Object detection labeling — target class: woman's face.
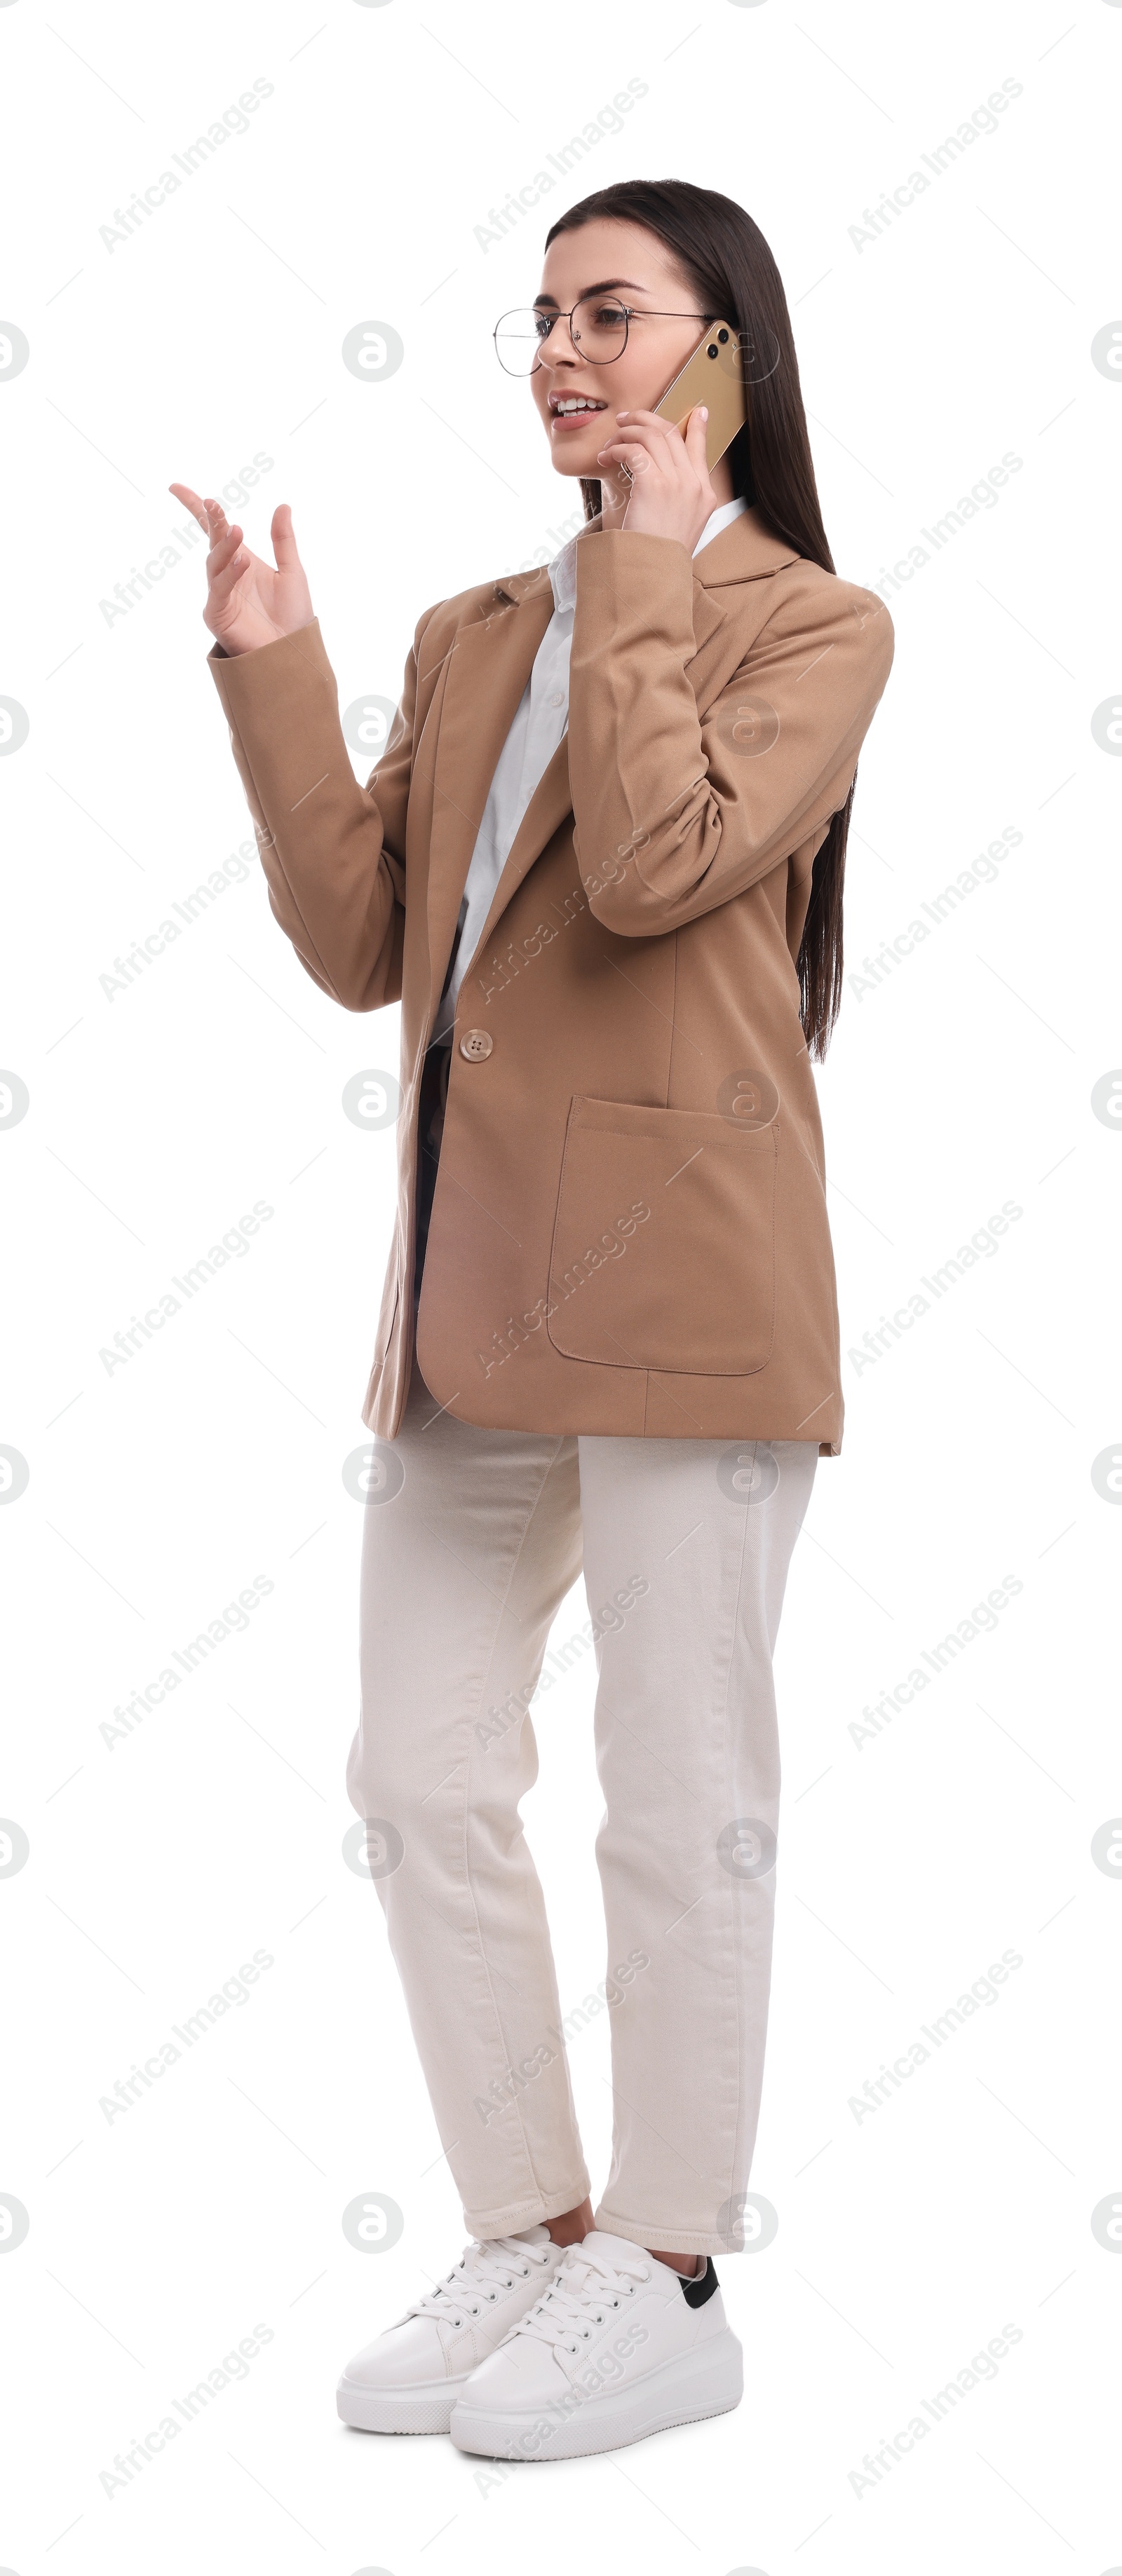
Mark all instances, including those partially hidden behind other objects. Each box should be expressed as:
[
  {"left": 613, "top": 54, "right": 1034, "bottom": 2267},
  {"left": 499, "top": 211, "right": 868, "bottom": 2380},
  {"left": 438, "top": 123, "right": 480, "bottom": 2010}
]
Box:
[{"left": 527, "top": 217, "right": 712, "bottom": 489}]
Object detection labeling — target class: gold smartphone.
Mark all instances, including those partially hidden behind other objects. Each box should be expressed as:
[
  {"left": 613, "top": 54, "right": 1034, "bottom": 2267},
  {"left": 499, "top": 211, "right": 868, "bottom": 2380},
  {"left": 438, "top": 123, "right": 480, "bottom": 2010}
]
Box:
[{"left": 654, "top": 320, "right": 748, "bottom": 472}]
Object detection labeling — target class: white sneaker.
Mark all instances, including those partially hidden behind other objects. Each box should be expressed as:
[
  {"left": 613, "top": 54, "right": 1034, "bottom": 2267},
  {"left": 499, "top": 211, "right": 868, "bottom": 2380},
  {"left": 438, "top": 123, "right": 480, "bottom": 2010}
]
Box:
[
  {"left": 448, "top": 2228, "right": 742, "bottom": 2461},
  {"left": 337, "top": 2226, "right": 564, "bottom": 2434}
]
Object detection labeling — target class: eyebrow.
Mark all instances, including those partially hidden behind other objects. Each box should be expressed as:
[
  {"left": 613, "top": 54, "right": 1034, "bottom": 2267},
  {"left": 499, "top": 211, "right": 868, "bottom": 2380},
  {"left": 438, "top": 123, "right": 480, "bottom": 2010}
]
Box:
[{"left": 533, "top": 278, "right": 649, "bottom": 308}]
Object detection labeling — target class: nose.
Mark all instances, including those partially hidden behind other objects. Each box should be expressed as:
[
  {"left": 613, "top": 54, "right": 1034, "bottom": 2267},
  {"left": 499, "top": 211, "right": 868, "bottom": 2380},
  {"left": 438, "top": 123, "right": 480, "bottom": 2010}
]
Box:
[{"left": 538, "top": 310, "right": 580, "bottom": 369}]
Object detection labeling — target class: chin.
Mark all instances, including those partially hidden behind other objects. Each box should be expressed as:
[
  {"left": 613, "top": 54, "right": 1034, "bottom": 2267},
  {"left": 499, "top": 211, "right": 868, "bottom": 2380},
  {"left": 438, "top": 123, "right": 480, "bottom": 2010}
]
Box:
[{"left": 550, "top": 442, "right": 606, "bottom": 481}]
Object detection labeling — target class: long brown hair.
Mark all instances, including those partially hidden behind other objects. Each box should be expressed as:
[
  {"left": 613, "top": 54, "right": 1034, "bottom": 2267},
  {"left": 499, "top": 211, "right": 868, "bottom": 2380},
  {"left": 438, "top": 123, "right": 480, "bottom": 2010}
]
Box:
[{"left": 544, "top": 177, "right": 853, "bottom": 1058}]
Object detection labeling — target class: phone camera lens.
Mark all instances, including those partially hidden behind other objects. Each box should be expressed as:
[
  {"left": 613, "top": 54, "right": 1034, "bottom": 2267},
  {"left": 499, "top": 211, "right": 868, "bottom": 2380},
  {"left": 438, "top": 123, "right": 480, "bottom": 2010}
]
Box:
[
  {"left": 717, "top": 328, "right": 729, "bottom": 343},
  {"left": 706, "top": 343, "right": 718, "bottom": 358}
]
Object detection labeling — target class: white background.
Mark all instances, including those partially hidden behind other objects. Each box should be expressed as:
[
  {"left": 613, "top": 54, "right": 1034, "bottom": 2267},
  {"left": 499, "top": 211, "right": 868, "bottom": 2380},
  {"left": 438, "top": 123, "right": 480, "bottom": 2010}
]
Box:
[{"left": 1, "top": 1, "right": 1118, "bottom": 2569}]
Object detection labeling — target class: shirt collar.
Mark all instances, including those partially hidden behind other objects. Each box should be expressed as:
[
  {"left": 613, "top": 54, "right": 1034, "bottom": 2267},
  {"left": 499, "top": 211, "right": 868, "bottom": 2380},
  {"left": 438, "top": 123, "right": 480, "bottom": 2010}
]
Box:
[
  {"left": 546, "top": 527, "right": 584, "bottom": 618},
  {"left": 492, "top": 497, "right": 797, "bottom": 611},
  {"left": 548, "top": 494, "right": 751, "bottom": 615},
  {"left": 691, "top": 494, "right": 750, "bottom": 556}
]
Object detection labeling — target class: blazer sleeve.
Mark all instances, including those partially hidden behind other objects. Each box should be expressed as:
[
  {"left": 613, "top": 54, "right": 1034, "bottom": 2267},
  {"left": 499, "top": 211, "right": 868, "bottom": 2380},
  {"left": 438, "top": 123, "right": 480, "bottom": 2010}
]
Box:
[
  {"left": 206, "top": 608, "right": 431, "bottom": 1011},
  {"left": 567, "top": 531, "right": 894, "bottom": 936}
]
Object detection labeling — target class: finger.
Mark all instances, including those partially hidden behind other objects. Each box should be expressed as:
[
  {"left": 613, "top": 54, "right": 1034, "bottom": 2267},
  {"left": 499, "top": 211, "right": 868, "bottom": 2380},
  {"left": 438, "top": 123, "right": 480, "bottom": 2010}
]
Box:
[
  {"left": 270, "top": 501, "right": 300, "bottom": 568},
  {"left": 684, "top": 404, "right": 712, "bottom": 469},
  {"left": 190, "top": 496, "right": 235, "bottom": 551},
  {"left": 595, "top": 439, "right": 656, "bottom": 479},
  {"left": 201, "top": 516, "right": 244, "bottom": 580},
  {"left": 610, "top": 413, "right": 680, "bottom": 454},
  {"left": 596, "top": 422, "right": 673, "bottom": 475},
  {"left": 208, "top": 532, "right": 251, "bottom": 601},
  {"left": 612, "top": 411, "right": 697, "bottom": 475},
  {"left": 202, "top": 501, "right": 250, "bottom": 582},
  {"left": 615, "top": 408, "right": 681, "bottom": 436},
  {"left": 169, "top": 482, "right": 211, "bottom": 533},
  {"left": 208, "top": 522, "right": 245, "bottom": 573}
]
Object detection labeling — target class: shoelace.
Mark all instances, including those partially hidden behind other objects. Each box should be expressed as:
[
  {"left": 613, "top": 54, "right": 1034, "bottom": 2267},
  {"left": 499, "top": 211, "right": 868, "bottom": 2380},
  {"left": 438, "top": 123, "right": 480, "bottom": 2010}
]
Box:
[
  {"left": 404, "top": 2235, "right": 553, "bottom": 2331},
  {"left": 513, "top": 2242, "right": 651, "bottom": 2356}
]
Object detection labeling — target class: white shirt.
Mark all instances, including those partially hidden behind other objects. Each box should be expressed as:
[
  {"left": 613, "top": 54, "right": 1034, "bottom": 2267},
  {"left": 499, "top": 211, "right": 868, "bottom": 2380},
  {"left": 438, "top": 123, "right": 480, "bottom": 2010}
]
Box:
[{"left": 429, "top": 495, "right": 748, "bottom": 1044}]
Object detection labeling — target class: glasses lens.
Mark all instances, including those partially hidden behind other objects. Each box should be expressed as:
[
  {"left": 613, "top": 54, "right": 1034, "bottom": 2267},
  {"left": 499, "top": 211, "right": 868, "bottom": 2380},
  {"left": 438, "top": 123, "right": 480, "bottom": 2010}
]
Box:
[
  {"left": 571, "top": 295, "right": 629, "bottom": 364},
  {"left": 494, "top": 301, "right": 631, "bottom": 373},
  {"left": 494, "top": 309, "right": 553, "bottom": 376}
]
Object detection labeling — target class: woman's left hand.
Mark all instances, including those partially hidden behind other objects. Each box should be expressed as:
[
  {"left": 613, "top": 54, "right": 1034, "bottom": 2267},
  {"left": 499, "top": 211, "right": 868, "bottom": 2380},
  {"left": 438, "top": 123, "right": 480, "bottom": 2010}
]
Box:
[{"left": 596, "top": 404, "right": 718, "bottom": 552}]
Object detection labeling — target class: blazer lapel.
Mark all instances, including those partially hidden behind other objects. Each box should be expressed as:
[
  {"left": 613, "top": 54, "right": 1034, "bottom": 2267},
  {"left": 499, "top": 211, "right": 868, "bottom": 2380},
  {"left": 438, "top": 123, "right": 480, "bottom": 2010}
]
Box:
[
  {"left": 459, "top": 729, "right": 573, "bottom": 984},
  {"left": 421, "top": 507, "right": 802, "bottom": 1025},
  {"left": 465, "top": 512, "right": 799, "bottom": 970},
  {"left": 423, "top": 569, "right": 555, "bottom": 1017},
  {"left": 687, "top": 505, "right": 801, "bottom": 669}
]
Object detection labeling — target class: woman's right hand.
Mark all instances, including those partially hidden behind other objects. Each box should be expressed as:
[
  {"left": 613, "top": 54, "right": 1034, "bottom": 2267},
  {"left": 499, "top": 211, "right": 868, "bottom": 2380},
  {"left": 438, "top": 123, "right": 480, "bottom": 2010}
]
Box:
[{"left": 168, "top": 485, "right": 315, "bottom": 657}]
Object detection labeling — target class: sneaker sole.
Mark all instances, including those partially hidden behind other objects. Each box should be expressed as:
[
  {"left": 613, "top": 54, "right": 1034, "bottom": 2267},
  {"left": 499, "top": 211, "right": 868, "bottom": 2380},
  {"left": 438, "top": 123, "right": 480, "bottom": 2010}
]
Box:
[
  {"left": 448, "top": 2329, "right": 743, "bottom": 2461},
  {"left": 337, "top": 2372, "right": 472, "bottom": 2435}
]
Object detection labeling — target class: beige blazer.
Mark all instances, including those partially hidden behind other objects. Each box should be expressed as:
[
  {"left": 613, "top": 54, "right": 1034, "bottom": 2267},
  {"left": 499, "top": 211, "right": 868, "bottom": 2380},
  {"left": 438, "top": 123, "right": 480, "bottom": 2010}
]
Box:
[{"left": 208, "top": 510, "right": 893, "bottom": 1450}]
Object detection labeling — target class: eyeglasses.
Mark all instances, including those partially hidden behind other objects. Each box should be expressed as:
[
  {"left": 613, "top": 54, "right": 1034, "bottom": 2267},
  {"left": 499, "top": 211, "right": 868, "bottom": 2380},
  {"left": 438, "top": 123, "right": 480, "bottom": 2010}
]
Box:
[{"left": 493, "top": 296, "right": 714, "bottom": 379}]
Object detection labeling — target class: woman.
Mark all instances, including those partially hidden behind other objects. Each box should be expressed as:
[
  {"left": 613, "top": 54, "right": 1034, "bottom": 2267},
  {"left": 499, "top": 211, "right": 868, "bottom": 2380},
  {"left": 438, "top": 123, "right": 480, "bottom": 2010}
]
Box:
[{"left": 173, "top": 177, "right": 893, "bottom": 2465}]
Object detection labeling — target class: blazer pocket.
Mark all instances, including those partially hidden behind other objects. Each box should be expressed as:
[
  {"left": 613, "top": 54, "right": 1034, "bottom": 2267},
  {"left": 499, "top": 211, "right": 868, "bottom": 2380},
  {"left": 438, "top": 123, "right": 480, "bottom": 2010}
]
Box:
[{"left": 546, "top": 1096, "right": 778, "bottom": 1377}]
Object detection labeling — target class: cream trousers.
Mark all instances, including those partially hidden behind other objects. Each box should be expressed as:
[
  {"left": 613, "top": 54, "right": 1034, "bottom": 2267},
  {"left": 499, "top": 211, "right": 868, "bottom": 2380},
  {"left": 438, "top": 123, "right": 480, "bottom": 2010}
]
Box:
[{"left": 347, "top": 1365, "right": 816, "bottom": 2258}]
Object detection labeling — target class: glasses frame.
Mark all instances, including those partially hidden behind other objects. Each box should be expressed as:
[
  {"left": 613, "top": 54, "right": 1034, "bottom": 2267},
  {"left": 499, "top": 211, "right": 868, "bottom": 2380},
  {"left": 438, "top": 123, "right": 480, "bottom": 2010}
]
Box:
[{"left": 493, "top": 299, "right": 717, "bottom": 378}]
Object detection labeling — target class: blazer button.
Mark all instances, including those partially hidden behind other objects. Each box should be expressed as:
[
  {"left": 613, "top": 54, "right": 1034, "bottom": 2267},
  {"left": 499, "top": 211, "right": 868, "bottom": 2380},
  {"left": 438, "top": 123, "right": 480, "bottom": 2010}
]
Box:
[{"left": 459, "top": 1028, "right": 494, "bottom": 1062}]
